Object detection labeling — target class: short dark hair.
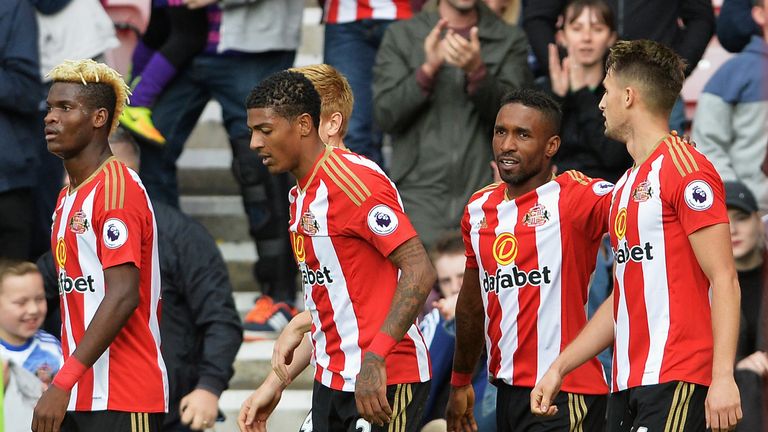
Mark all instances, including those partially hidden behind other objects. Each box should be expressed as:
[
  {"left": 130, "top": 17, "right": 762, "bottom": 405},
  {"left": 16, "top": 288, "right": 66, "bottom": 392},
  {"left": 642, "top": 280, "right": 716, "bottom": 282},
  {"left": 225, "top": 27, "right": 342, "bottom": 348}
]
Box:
[
  {"left": 246, "top": 71, "right": 321, "bottom": 130},
  {"left": 500, "top": 88, "right": 562, "bottom": 135},
  {"left": 563, "top": 0, "right": 616, "bottom": 32},
  {"left": 606, "top": 39, "right": 686, "bottom": 115},
  {"left": 78, "top": 83, "right": 117, "bottom": 132}
]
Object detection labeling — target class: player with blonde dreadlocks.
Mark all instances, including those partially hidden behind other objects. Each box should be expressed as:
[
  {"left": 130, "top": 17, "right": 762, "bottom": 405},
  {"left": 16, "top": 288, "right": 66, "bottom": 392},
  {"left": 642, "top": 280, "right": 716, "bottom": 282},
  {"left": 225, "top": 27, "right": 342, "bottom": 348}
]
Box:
[{"left": 33, "top": 59, "right": 169, "bottom": 432}]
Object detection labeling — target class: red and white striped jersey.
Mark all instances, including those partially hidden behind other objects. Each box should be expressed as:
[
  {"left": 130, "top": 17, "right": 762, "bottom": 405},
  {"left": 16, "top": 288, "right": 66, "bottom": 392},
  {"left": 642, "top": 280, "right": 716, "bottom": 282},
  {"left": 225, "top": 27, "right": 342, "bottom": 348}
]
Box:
[
  {"left": 51, "top": 157, "right": 168, "bottom": 413},
  {"left": 462, "top": 171, "right": 613, "bottom": 394},
  {"left": 323, "top": 0, "right": 412, "bottom": 24},
  {"left": 289, "top": 146, "right": 431, "bottom": 392},
  {"left": 609, "top": 134, "right": 728, "bottom": 392}
]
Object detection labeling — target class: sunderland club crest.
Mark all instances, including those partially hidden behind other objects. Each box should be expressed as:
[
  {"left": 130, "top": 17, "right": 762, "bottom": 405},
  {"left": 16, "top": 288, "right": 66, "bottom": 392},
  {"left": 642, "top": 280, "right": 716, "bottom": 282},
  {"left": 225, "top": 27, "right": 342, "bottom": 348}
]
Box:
[
  {"left": 69, "top": 211, "right": 90, "bottom": 234},
  {"left": 523, "top": 203, "right": 550, "bottom": 227},
  {"left": 300, "top": 211, "right": 320, "bottom": 235},
  {"left": 632, "top": 181, "right": 653, "bottom": 202}
]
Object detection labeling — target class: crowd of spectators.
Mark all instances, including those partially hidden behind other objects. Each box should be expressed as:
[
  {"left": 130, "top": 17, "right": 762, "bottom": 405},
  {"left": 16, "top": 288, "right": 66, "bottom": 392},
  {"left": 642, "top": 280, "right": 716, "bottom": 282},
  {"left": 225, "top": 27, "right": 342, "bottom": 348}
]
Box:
[{"left": 0, "top": 0, "right": 766, "bottom": 431}]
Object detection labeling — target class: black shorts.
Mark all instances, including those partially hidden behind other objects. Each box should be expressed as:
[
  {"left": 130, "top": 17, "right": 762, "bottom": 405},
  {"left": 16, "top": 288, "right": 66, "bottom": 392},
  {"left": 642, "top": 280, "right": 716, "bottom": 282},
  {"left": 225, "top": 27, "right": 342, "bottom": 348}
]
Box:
[
  {"left": 305, "top": 381, "right": 430, "bottom": 432},
  {"left": 606, "top": 381, "right": 708, "bottom": 432},
  {"left": 496, "top": 383, "right": 607, "bottom": 432},
  {"left": 61, "top": 411, "right": 164, "bottom": 432}
]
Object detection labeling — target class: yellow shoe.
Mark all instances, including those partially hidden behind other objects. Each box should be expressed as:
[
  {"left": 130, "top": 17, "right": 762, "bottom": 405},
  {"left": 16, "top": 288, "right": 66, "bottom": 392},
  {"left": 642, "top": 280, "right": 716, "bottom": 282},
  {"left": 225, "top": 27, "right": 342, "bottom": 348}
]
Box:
[{"left": 119, "top": 106, "right": 166, "bottom": 145}]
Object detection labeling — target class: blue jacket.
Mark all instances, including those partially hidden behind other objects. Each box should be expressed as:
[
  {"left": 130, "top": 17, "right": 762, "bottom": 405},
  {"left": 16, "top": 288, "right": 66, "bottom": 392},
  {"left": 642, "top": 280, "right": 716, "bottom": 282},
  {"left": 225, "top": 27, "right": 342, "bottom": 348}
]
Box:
[
  {"left": 0, "top": 0, "right": 43, "bottom": 193},
  {"left": 692, "top": 36, "right": 768, "bottom": 210}
]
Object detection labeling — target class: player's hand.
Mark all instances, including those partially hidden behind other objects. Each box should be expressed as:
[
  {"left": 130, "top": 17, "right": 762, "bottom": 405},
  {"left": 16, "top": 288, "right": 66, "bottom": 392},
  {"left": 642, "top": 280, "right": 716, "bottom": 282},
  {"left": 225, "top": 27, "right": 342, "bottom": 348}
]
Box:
[
  {"left": 530, "top": 367, "right": 561, "bottom": 417},
  {"left": 272, "top": 321, "right": 305, "bottom": 386},
  {"left": 355, "top": 352, "right": 392, "bottom": 426},
  {"left": 237, "top": 377, "right": 284, "bottom": 432},
  {"left": 31, "top": 385, "right": 70, "bottom": 432},
  {"left": 736, "top": 351, "right": 768, "bottom": 376},
  {"left": 423, "top": 19, "right": 448, "bottom": 77},
  {"left": 442, "top": 27, "right": 483, "bottom": 74},
  {"left": 180, "top": 388, "right": 220, "bottom": 430},
  {"left": 705, "top": 375, "right": 742, "bottom": 431},
  {"left": 445, "top": 384, "right": 477, "bottom": 432},
  {"left": 183, "top": 0, "right": 218, "bottom": 9}
]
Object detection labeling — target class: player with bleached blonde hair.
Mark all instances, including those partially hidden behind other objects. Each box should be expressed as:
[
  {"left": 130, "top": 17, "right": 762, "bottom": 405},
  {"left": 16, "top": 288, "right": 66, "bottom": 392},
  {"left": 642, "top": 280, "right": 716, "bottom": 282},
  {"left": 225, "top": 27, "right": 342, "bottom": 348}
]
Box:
[
  {"left": 290, "top": 64, "right": 354, "bottom": 149},
  {"left": 32, "top": 59, "right": 168, "bottom": 432}
]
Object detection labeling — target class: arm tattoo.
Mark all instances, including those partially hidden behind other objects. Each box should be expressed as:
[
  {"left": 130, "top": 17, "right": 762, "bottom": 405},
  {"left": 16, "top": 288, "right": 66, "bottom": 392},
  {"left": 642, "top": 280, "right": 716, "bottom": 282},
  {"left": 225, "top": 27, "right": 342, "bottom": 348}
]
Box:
[{"left": 382, "top": 237, "right": 436, "bottom": 340}]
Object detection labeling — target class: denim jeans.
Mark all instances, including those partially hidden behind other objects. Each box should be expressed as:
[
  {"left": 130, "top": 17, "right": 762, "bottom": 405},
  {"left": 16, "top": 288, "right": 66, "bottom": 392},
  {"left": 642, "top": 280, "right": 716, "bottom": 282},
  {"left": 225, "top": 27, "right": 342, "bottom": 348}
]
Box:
[
  {"left": 324, "top": 19, "right": 392, "bottom": 166},
  {"left": 140, "top": 51, "right": 295, "bottom": 205}
]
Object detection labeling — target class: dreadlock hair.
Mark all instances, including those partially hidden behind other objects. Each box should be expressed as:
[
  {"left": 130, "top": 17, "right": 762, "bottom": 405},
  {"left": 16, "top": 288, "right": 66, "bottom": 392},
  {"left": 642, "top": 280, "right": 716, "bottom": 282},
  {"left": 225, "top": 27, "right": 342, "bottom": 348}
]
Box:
[
  {"left": 246, "top": 70, "right": 321, "bottom": 131},
  {"left": 47, "top": 59, "right": 130, "bottom": 133}
]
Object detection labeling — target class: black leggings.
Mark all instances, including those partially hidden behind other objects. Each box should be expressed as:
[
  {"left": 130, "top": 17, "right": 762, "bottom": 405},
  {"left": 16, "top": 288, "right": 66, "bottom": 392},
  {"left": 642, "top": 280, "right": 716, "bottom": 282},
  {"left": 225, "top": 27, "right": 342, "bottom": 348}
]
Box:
[{"left": 143, "top": 6, "right": 208, "bottom": 68}]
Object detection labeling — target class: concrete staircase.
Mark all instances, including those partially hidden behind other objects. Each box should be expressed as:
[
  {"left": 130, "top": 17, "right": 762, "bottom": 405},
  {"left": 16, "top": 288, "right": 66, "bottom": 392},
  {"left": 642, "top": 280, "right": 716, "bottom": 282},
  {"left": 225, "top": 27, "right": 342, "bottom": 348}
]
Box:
[{"left": 175, "top": 4, "right": 325, "bottom": 431}]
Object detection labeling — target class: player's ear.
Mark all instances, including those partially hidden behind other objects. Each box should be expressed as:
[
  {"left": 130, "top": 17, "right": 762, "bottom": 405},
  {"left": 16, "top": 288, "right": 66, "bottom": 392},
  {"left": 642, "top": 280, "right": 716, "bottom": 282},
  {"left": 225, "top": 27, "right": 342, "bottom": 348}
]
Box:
[
  {"left": 624, "top": 86, "right": 635, "bottom": 108},
  {"left": 297, "top": 113, "right": 313, "bottom": 137},
  {"left": 92, "top": 107, "right": 109, "bottom": 129},
  {"left": 545, "top": 135, "right": 561, "bottom": 158},
  {"left": 326, "top": 112, "right": 343, "bottom": 138}
]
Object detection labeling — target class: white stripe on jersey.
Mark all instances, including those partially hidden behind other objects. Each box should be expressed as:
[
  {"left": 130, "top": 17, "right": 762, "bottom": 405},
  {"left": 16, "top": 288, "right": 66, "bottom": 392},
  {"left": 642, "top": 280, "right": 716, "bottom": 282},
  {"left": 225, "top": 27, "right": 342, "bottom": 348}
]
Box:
[
  {"left": 639, "top": 156, "right": 670, "bottom": 385},
  {"left": 304, "top": 278, "right": 333, "bottom": 386},
  {"left": 494, "top": 198, "right": 520, "bottom": 383},
  {"left": 534, "top": 182, "right": 563, "bottom": 384},
  {"left": 55, "top": 192, "right": 80, "bottom": 411},
  {"left": 336, "top": 0, "right": 358, "bottom": 23},
  {"left": 406, "top": 324, "right": 431, "bottom": 382},
  {"left": 613, "top": 168, "right": 641, "bottom": 391},
  {"left": 129, "top": 169, "right": 169, "bottom": 411},
  {"left": 76, "top": 187, "right": 109, "bottom": 410},
  {"left": 467, "top": 191, "right": 495, "bottom": 375},
  {"left": 310, "top": 180, "right": 362, "bottom": 391},
  {"left": 370, "top": 0, "right": 396, "bottom": 19}
]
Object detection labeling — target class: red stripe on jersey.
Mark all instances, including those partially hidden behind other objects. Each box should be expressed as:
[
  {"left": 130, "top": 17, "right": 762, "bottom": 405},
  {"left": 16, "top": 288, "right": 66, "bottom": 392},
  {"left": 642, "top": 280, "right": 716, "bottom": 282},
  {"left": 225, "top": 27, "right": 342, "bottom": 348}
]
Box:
[
  {"left": 511, "top": 196, "right": 540, "bottom": 386},
  {"left": 325, "top": 0, "right": 339, "bottom": 25},
  {"left": 357, "top": 0, "right": 373, "bottom": 19},
  {"left": 395, "top": 0, "right": 411, "bottom": 19}
]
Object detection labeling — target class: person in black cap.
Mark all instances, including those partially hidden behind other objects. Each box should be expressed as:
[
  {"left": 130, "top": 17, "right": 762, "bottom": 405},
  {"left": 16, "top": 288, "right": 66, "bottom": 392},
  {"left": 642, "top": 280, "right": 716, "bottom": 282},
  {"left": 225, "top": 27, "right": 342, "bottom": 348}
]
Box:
[{"left": 725, "top": 180, "right": 766, "bottom": 431}]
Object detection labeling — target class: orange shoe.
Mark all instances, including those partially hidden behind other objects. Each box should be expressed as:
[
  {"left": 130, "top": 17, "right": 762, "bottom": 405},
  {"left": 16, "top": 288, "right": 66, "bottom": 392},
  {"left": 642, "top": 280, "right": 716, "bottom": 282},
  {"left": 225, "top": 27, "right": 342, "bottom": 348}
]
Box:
[{"left": 244, "top": 296, "right": 297, "bottom": 334}]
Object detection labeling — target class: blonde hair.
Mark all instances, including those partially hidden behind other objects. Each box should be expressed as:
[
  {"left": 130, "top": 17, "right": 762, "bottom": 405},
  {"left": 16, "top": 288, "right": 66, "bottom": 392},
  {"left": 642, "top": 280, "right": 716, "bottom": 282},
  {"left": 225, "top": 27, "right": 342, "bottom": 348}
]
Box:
[
  {"left": 47, "top": 59, "right": 130, "bottom": 133},
  {"left": 290, "top": 64, "right": 354, "bottom": 138}
]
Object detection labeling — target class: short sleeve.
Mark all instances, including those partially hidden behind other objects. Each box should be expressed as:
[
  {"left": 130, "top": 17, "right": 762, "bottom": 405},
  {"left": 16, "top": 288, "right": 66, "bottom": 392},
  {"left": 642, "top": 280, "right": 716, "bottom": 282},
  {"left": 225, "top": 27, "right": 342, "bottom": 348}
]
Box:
[
  {"left": 666, "top": 162, "right": 729, "bottom": 236},
  {"left": 343, "top": 179, "right": 417, "bottom": 258},
  {"left": 561, "top": 173, "right": 614, "bottom": 241},
  {"left": 94, "top": 179, "right": 150, "bottom": 270},
  {"left": 461, "top": 205, "right": 478, "bottom": 269}
]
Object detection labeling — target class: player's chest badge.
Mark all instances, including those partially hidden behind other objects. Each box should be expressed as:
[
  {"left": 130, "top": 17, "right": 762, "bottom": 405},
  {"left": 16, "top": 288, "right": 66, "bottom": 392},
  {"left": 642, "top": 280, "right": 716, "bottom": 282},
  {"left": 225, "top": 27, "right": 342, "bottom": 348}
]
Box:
[
  {"left": 522, "top": 203, "right": 550, "bottom": 228},
  {"left": 69, "top": 210, "right": 90, "bottom": 235},
  {"left": 632, "top": 181, "right": 653, "bottom": 202},
  {"left": 300, "top": 211, "right": 320, "bottom": 236},
  {"left": 474, "top": 216, "right": 488, "bottom": 230}
]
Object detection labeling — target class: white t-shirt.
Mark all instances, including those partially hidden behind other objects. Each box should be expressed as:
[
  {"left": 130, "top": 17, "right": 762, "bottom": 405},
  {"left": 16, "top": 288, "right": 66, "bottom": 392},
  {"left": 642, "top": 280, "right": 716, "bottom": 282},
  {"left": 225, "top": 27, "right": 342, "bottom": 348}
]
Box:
[{"left": 0, "top": 330, "right": 62, "bottom": 385}]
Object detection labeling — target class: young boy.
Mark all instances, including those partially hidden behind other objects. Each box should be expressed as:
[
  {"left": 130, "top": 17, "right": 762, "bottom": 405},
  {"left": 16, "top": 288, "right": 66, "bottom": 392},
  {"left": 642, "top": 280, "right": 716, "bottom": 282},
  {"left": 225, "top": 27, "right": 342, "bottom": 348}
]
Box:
[{"left": 0, "top": 260, "right": 62, "bottom": 386}]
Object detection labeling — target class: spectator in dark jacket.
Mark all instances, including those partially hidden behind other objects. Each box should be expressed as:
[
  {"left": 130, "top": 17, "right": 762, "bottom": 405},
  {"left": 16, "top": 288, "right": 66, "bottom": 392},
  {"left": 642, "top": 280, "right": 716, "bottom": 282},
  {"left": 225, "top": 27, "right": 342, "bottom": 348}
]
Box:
[
  {"left": 523, "top": 0, "right": 715, "bottom": 77},
  {"left": 0, "top": 0, "right": 44, "bottom": 260},
  {"left": 545, "top": 0, "right": 631, "bottom": 182},
  {"left": 38, "top": 131, "right": 243, "bottom": 432},
  {"left": 717, "top": 0, "right": 761, "bottom": 53}
]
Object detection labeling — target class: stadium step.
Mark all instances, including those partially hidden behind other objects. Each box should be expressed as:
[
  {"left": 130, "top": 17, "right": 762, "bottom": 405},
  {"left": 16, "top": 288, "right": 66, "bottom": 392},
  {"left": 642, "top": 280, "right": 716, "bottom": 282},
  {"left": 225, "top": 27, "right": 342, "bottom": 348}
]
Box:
[{"left": 169, "top": 5, "right": 324, "bottom": 430}]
